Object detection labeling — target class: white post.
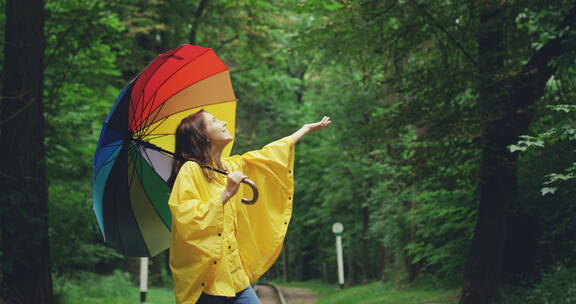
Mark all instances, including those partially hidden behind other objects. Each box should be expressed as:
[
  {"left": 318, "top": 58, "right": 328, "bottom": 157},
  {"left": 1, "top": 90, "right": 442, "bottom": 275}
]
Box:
[
  {"left": 140, "top": 257, "right": 148, "bottom": 303},
  {"left": 332, "top": 222, "right": 345, "bottom": 289}
]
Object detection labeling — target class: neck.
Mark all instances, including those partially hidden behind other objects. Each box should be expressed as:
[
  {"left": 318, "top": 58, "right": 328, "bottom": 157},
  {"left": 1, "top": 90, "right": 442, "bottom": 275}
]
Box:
[{"left": 209, "top": 143, "right": 225, "bottom": 169}]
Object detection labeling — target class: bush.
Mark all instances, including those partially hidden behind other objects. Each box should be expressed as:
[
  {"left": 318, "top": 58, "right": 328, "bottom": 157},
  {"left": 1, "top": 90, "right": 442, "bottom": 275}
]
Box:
[
  {"left": 54, "top": 270, "right": 135, "bottom": 304},
  {"left": 505, "top": 267, "right": 576, "bottom": 304}
]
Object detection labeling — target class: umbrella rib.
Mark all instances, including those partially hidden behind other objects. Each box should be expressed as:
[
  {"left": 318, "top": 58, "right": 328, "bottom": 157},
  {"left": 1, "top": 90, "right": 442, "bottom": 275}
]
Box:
[
  {"left": 126, "top": 146, "right": 151, "bottom": 257},
  {"left": 129, "top": 94, "right": 141, "bottom": 135},
  {"left": 139, "top": 145, "right": 163, "bottom": 179},
  {"left": 134, "top": 46, "right": 206, "bottom": 128},
  {"left": 132, "top": 47, "right": 181, "bottom": 111},
  {"left": 109, "top": 145, "right": 133, "bottom": 256},
  {"left": 132, "top": 48, "right": 211, "bottom": 134},
  {"left": 128, "top": 145, "right": 143, "bottom": 185},
  {"left": 137, "top": 90, "right": 167, "bottom": 138},
  {"left": 112, "top": 178, "right": 128, "bottom": 256},
  {"left": 141, "top": 133, "right": 174, "bottom": 137},
  {"left": 130, "top": 146, "right": 162, "bottom": 255},
  {"left": 141, "top": 134, "right": 174, "bottom": 142},
  {"left": 93, "top": 145, "right": 124, "bottom": 180},
  {"left": 138, "top": 116, "right": 170, "bottom": 140},
  {"left": 137, "top": 93, "right": 147, "bottom": 138},
  {"left": 136, "top": 95, "right": 237, "bottom": 136},
  {"left": 138, "top": 67, "right": 230, "bottom": 136},
  {"left": 100, "top": 141, "right": 125, "bottom": 149},
  {"left": 137, "top": 98, "right": 236, "bottom": 140},
  {"left": 138, "top": 147, "right": 173, "bottom": 227}
]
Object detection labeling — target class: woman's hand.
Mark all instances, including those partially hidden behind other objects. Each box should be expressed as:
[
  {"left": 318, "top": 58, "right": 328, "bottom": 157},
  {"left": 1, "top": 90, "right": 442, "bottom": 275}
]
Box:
[
  {"left": 304, "top": 116, "right": 331, "bottom": 133},
  {"left": 221, "top": 171, "right": 246, "bottom": 204},
  {"left": 289, "top": 116, "right": 332, "bottom": 143}
]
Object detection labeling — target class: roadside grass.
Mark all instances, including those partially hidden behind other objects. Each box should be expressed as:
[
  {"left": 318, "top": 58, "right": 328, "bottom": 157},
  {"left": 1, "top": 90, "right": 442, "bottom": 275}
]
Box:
[
  {"left": 274, "top": 280, "right": 459, "bottom": 304},
  {"left": 317, "top": 282, "right": 458, "bottom": 304},
  {"left": 54, "top": 271, "right": 175, "bottom": 304},
  {"left": 56, "top": 271, "right": 458, "bottom": 304}
]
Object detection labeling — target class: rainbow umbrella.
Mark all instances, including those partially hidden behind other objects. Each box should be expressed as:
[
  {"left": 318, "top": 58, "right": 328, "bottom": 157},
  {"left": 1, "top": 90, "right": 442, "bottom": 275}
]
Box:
[{"left": 92, "top": 44, "right": 237, "bottom": 257}]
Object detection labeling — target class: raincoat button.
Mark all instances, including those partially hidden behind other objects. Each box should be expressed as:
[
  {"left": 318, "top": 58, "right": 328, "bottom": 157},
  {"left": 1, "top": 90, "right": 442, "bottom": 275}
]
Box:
[
  {"left": 214, "top": 260, "right": 218, "bottom": 264},
  {"left": 289, "top": 197, "right": 292, "bottom": 200},
  {"left": 284, "top": 222, "right": 287, "bottom": 225},
  {"left": 228, "top": 245, "right": 231, "bottom": 249},
  {"left": 201, "top": 282, "right": 205, "bottom": 286},
  {"left": 289, "top": 170, "right": 292, "bottom": 174},
  {"left": 218, "top": 233, "right": 221, "bottom": 236}
]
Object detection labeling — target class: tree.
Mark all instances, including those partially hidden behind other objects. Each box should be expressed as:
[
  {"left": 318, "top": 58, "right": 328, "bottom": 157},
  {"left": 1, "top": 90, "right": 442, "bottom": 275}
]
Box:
[
  {"left": 293, "top": 0, "right": 576, "bottom": 301},
  {"left": 461, "top": 3, "right": 576, "bottom": 303},
  {"left": 0, "top": 0, "right": 52, "bottom": 303}
]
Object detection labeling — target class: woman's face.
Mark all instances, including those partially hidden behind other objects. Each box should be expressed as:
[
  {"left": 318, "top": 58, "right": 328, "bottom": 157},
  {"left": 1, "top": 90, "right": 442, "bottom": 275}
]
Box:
[{"left": 202, "top": 111, "right": 233, "bottom": 146}]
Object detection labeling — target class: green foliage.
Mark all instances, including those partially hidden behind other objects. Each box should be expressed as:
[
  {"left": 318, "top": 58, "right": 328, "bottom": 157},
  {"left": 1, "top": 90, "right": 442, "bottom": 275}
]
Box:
[
  {"left": 510, "top": 104, "right": 576, "bottom": 195},
  {"left": 505, "top": 267, "right": 576, "bottom": 304},
  {"left": 43, "top": 0, "right": 127, "bottom": 273},
  {"left": 2, "top": 0, "right": 575, "bottom": 298},
  {"left": 524, "top": 268, "right": 576, "bottom": 304},
  {"left": 316, "top": 281, "right": 457, "bottom": 304},
  {"left": 49, "top": 183, "right": 123, "bottom": 274}
]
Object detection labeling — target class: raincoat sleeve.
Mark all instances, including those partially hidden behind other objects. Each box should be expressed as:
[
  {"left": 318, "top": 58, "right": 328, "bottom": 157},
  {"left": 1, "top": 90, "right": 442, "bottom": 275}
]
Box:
[
  {"left": 168, "top": 161, "right": 223, "bottom": 304},
  {"left": 234, "top": 136, "right": 295, "bottom": 281}
]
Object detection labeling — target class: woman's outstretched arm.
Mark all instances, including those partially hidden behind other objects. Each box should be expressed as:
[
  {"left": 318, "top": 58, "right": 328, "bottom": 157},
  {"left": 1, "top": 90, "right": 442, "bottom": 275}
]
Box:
[{"left": 288, "top": 116, "right": 332, "bottom": 143}]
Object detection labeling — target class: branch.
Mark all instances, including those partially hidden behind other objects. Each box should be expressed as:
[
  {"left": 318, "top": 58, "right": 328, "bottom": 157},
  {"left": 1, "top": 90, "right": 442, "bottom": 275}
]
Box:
[
  {"left": 407, "top": 0, "right": 480, "bottom": 69},
  {"left": 0, "top": 93, "right": 34, "bottom": 127},
  {"left": 217, "top": 33, "right": 239, "bottom": 49},
  {"left": 511, "top": 2, "right": 576, "bottom": 107},
  {"left": 189, "top": 0, "right": 211, "bottom": 44}
]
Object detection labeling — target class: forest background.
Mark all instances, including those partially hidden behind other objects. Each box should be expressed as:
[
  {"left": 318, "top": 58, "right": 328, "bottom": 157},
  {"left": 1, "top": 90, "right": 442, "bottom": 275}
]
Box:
[{"left": 1, "top": 0, "right": 576, "bottom": 304}]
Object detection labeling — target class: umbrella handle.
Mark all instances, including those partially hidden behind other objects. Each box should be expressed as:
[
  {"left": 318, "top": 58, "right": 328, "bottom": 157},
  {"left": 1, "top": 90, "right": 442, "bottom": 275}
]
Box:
[
  {"left": 240, "top": 178, "right": 259, "bottom": 205},
  {"left": 195, "top": 162, "right": 258, "bottom": 205}
]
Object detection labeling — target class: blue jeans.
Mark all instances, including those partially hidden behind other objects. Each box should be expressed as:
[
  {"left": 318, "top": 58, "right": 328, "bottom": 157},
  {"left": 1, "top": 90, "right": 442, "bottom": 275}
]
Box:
[{"left": 197, "top": 286, "right": 261, "bottom": 304}]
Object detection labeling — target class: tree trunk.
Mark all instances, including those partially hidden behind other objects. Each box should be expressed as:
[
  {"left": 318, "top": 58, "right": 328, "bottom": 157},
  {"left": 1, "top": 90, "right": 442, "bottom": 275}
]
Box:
[
  {"left": 282, "top": 238, "right": 289, "bottom": 282},
  {"left": 377, "top": 242, "right": 387, "bottom": 278},
  {"left": 459, "top": 4, "right": 514, "bottom": 302},
  {"left": 361, "top": 206, "right": 370, "bottom": 282},
  {"left": 0, "top": 0, "right": 51, "bottom": 303},
  {"left": 189, "top": 0, "right": 210, "bottom": 44},
  {"left": 460, "top": 3, "right": 576, "bottom": 303},
  {"left": 406, "top": 200, "right": 420, "bottom": 283}
]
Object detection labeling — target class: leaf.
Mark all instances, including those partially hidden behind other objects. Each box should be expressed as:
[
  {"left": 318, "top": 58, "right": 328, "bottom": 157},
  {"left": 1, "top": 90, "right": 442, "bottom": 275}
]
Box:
[
  {"left": 508, "top": 144, "right": 526, "bottom": 152},
  {"left": 541, "top": 187, "right": 557, "bottom": 196}
]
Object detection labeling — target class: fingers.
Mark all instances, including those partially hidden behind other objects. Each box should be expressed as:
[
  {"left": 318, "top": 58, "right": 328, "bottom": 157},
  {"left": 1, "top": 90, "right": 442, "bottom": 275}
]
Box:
[
  {"left": 227, "top": 171, "right": 247, "bottom": 183},
  {"left": 315, "top": 116, "right": 331, "bottom": 128}
]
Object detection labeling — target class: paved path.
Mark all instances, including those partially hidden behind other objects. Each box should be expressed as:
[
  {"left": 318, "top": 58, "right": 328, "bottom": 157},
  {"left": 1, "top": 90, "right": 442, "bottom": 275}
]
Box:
[
  {"left": 256, "top": 284, "right": 318, "bottom": 304},
  {"left": 276, "top": 286, "right": 318, "bottom": 304},
  {"left": 256, "top": 284, "right": 282, "bottom": 304}
]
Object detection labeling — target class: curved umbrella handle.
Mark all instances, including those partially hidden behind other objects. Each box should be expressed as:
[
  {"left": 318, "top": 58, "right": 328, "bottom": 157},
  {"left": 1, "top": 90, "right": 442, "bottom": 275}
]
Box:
[
  {"left": 241, "top": 178, "right": 259, "bottom": 205},
  {"left": 195, "top": 162, "right": 258, "bottom": 205}
]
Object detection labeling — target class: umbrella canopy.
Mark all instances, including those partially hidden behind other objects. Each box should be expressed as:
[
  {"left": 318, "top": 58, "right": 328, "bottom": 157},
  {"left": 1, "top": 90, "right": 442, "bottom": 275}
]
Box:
[{"left": 92, "top": 44, "right": 237, "bottom": 257}]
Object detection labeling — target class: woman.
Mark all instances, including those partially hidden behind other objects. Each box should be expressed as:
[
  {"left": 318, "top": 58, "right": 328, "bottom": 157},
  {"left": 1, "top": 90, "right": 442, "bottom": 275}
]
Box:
[{"left": 167, "top": 109, "right": 331, "bottom": 304}]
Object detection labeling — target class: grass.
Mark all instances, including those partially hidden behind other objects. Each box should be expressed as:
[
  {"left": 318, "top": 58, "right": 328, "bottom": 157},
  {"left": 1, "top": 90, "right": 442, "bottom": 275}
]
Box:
[
  {"left": 56, "top": 272, "right": 458, "bottom": 304},
  {"left": 274, "top": 280, "right": 459, "bottom": 304},
  {"left": 54, "top": 271, "right": 175, "bottom": 304}
]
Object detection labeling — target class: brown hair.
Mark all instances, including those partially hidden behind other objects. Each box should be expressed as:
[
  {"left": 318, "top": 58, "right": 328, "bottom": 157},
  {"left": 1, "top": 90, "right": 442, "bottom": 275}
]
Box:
[{"left": 167, "top": 110, "right": 218, "bottom": 188}]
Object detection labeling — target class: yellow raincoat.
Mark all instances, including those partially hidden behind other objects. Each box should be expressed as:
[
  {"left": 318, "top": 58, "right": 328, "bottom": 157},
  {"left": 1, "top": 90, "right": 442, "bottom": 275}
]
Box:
[{"left": 168, "top": 136, "right": 295, "bottom": 304}]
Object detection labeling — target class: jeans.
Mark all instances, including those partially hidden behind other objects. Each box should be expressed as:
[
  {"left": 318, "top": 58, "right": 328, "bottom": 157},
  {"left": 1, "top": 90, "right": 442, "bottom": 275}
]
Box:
[{"left": 196, "top": 286, "right": 261, "bottom": 304}]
